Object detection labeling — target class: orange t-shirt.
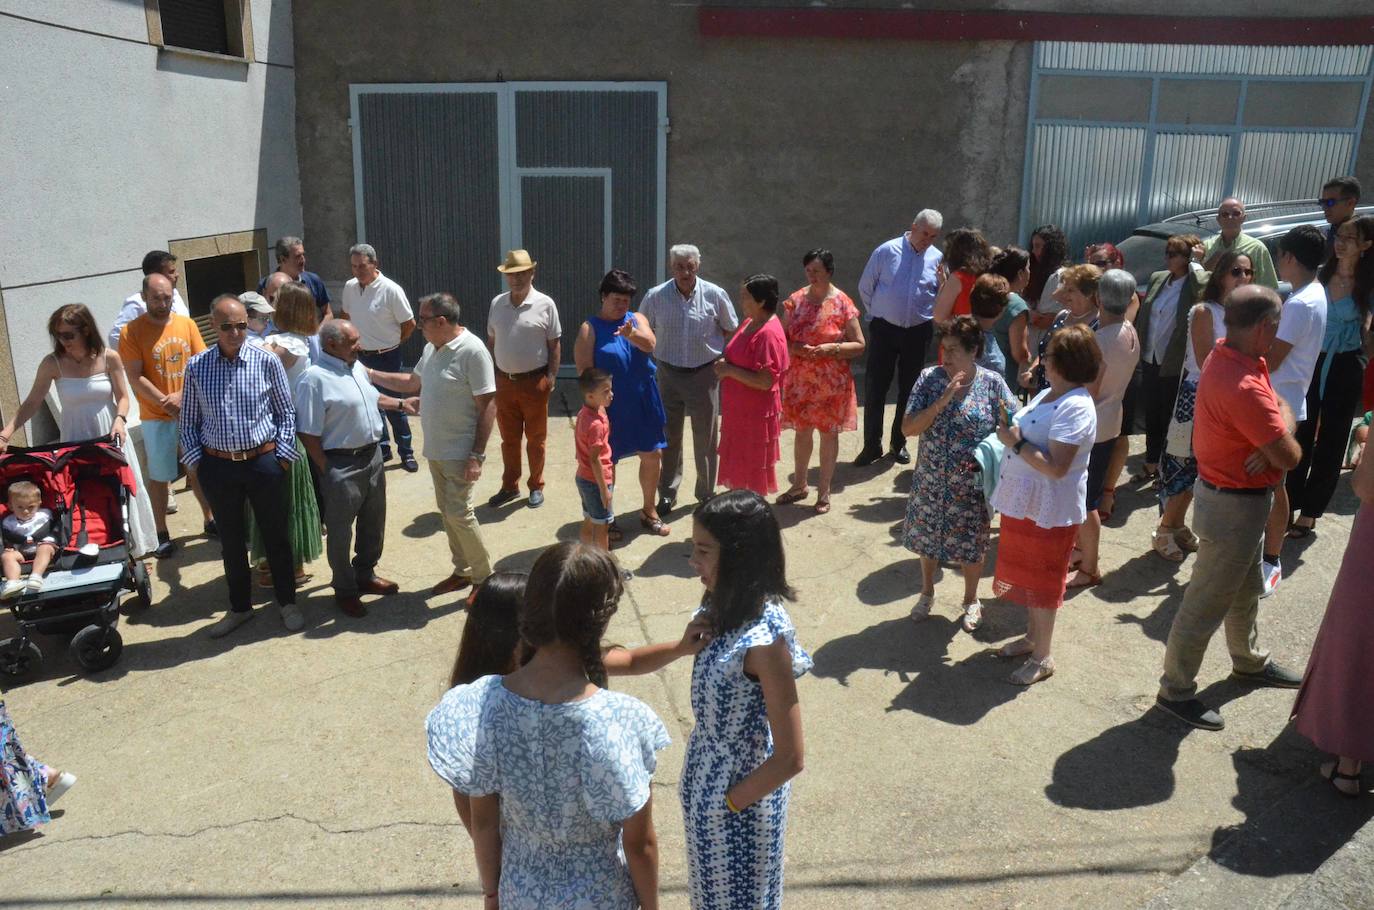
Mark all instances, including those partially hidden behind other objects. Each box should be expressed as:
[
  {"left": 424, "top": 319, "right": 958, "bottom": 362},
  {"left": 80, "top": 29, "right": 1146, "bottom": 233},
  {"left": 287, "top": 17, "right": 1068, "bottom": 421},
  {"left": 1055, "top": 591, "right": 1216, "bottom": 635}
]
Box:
[
  {"left": 575, "top": 406, "right": 613, "bottom": 485},
  {"left": 1193, "top": 341, "right": 1288, "bottom": 489},
  {"left": 118, "top": 314, "right": 206, "bottom": 421}
]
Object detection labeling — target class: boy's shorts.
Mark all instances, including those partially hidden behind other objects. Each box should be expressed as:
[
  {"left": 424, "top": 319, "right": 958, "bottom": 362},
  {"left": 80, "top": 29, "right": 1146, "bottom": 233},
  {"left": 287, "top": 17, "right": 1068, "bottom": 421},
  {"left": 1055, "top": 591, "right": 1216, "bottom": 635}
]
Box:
[{"left": 575, "top": 476, "right": 613, "bottom": 524}]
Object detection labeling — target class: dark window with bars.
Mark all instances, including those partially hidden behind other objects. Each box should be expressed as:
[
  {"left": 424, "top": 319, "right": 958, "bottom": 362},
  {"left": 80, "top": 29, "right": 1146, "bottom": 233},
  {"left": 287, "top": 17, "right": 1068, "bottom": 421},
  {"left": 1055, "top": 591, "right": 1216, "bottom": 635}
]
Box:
[{"left": 160, "top": 0, "right": 233, "bottom": 56}]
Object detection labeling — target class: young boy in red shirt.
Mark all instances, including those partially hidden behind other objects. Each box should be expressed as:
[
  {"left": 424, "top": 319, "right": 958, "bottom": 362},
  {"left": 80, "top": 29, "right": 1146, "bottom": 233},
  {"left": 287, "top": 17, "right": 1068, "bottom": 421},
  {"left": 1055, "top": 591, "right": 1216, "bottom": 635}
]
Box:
[{"left": 575, "top": 369, "right": 615, "bottom": 550}]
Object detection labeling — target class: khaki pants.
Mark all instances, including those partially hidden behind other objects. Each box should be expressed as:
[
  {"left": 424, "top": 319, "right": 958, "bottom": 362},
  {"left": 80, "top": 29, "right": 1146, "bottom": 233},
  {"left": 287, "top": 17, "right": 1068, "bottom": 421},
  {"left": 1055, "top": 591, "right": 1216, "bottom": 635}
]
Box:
[
  {"left": 428, "top": 458, "right": 493, "bottom": 583},
  {"left": 1158, "top": 482, "right": 1271, "bottom": 701}
]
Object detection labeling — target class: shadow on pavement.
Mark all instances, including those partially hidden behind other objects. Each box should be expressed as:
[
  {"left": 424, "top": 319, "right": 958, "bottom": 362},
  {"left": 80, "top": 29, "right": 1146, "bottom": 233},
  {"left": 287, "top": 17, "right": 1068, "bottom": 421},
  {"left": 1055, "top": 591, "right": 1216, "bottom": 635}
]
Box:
[{"left": 633, "top": 539, "right": 696, "bottom": 579}]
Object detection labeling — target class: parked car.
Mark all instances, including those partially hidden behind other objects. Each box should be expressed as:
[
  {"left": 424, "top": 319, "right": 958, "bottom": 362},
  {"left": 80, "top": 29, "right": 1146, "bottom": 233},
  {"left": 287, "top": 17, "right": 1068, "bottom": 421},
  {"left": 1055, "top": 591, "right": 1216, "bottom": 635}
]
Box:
[{"left": 1116, "top": 200, "right": 1374, "bottom": 293}]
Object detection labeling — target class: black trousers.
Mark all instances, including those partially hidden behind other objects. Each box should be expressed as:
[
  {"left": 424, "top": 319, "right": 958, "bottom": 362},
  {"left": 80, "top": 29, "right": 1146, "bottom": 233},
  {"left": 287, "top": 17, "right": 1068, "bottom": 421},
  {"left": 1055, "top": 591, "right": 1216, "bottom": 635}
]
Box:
[
  {"left": 1138, "top": 361, "right": 1180, "bottom": 466},
  {"left": 1287, "top": 350, "right": 1365, "bottom": 519},
  {"left": 197, "top": 451, "right": 296, "bottom": 612},
  {"left": 863, "top": 318, "right": 934, "bottom": 453}
]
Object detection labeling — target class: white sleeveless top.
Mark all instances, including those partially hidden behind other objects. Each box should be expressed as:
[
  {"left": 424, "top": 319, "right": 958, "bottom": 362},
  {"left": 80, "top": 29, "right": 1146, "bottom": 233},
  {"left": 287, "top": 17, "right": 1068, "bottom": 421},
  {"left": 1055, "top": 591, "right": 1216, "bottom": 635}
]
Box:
[{"left": 1181, "top": 302, "right": 1225, "bottom": 380}]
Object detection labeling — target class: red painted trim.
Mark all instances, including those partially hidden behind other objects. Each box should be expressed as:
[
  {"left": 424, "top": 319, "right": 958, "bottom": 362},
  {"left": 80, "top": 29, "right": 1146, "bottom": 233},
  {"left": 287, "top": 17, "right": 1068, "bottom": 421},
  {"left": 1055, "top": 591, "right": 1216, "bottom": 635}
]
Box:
[{"left": 698, "top": 8, "right": 1374, "bottom": 46}]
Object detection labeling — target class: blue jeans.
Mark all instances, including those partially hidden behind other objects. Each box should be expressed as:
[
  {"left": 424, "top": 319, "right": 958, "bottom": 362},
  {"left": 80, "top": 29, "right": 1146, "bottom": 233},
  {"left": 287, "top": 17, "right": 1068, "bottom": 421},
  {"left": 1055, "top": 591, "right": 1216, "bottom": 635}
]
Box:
[{"left": 359, "top": 348, "right": 412, "bottom": 457}]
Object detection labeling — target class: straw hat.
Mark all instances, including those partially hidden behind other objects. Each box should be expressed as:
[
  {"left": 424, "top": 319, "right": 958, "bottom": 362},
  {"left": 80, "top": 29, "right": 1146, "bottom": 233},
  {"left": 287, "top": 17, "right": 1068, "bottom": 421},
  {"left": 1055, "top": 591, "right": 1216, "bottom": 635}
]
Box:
[{"left": 496, "top": 249, "right": 537, "bottom": 273}]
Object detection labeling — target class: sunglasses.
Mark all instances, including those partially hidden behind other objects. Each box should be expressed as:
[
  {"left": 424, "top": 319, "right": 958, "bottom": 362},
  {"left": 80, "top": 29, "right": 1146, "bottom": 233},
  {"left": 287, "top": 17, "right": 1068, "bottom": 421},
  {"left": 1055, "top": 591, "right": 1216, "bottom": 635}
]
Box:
[
  {"left": 56, "top": 331, "right": 79, "bottom": 341},
  {"left": 1088, "top": 260, "right": 1113, "bottom": 268},
  {"left": 1229, "top": 267, "right": 1254, "bottom": 277},
  {"left": 1318, "top": 197, "right": 1347, "bottom": 208},
  {"left": 218, "top": 321, "right": 249, "bottom": 333}
]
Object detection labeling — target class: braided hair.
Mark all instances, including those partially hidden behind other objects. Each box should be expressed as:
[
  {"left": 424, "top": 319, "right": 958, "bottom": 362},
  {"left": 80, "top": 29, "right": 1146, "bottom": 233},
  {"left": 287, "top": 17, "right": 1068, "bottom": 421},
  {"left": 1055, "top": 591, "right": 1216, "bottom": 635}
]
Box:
[{"left": 520, "top": 542, "right": 624, "bottom": 688}]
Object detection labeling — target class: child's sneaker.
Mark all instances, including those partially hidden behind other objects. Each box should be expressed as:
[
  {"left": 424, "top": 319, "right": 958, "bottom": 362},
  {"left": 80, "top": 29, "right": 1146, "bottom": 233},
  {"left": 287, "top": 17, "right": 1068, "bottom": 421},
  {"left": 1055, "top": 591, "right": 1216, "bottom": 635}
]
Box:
[
  {"left": 1, "top": 578, "right": 25, "bottom": 599},
  {"left": 25, "top": 576, "right": 45, "bottom": 594}
]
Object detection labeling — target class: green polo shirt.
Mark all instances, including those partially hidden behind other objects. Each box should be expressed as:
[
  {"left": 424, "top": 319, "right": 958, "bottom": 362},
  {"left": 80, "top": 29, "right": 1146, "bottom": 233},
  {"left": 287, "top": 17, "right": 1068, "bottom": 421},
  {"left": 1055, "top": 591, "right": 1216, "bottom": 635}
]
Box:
[{"left": 1203, "top": 231, "right": 1278, "bottom": 290}]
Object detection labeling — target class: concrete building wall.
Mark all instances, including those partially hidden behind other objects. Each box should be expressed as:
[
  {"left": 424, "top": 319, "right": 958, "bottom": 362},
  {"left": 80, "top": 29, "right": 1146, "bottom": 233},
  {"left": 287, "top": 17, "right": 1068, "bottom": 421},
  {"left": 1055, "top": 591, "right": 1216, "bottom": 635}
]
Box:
[
  {"left": 293, "top": 1, "right": 1032, "bottom": 302},
  {"left": 0, "top": 1, "right": 302, "bottom": 439}
]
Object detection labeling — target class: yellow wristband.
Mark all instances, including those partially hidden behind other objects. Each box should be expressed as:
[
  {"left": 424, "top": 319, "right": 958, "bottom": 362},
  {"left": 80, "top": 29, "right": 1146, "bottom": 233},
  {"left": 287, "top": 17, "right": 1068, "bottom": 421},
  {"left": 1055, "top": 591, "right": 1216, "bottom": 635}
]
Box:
[{"left": 725, "top": 794, "right": 741, "bottom": 813}]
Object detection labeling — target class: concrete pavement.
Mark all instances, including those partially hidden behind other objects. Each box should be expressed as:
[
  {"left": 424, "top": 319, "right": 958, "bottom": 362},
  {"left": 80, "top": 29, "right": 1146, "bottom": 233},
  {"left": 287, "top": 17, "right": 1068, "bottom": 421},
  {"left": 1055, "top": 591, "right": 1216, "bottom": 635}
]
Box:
[{"left": 0, "top": 405, "right": 1367, "bottom": 908}]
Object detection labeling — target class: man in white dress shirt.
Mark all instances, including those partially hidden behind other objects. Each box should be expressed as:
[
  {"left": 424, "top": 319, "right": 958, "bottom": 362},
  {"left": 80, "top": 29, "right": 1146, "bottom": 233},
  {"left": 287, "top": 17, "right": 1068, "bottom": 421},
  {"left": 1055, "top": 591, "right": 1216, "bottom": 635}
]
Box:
[
  {"left": 108, "top": 251, "right": 190, "bottom": 349},
  {"left": 1260, "top": 225, "right": 1328, "bottom": 597},
  {"left": 297, "top": 320, "right": 414, "bottom": 618},
  {"left": 486, "top": 249, "right": 561, "bottom": 509},
  {"left": 339, "top": 243, "right": 418, "bottom": 471}
]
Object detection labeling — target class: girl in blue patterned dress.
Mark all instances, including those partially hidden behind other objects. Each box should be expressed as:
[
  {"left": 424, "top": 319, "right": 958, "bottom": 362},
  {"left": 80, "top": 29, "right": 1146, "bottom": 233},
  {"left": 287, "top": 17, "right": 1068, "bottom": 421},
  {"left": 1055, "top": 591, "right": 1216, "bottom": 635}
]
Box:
[
  {"left": 2, "top": 699, "right": 76, "bottom": 836},
  {"left": 610, "top": 490, "right": 810, "bottom": 909},
  {"left": 426, "top": 543, "right": 670, "bottom": 910}
]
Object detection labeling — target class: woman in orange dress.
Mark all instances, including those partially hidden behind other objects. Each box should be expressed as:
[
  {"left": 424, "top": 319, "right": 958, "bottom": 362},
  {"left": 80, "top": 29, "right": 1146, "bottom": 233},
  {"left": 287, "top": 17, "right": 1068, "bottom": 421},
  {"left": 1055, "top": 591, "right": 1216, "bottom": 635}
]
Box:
[
  {"left": 777, "top": 250, "right": 865, "bottom": 514},
  {"left": 715, "top": 275, "right": 790, "bottom": 496}
]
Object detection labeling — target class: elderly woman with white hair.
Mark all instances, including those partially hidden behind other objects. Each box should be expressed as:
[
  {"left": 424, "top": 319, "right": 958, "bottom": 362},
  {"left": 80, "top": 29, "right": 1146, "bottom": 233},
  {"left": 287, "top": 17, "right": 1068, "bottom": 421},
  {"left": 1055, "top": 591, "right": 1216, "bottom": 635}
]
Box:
[
  {"left": 1068, "top": 268, "right": 1140, "bottom": 589},
  {"left": 638, "top": 243, "right": 740, "bottom": 518}
]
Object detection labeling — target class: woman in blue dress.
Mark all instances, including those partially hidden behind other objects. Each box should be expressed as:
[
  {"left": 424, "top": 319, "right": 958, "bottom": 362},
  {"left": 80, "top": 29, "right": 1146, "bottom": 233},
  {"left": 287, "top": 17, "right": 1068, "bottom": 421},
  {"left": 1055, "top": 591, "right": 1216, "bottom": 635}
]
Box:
[
  {"left": 575, "top": 269, "right": 671, "bottom": 538},
  {"left": 608, "top": 490, "right": 810, "bottom": 910},
  {"left": 426, "top": 543, "right": 670, "bottom": 910}
]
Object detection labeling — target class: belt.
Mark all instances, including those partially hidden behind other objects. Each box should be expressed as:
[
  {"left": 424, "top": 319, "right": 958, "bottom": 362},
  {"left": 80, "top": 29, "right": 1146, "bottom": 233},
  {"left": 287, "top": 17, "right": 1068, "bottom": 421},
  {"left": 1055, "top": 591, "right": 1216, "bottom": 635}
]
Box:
[
  {"left": 359, "top": 345, "right": 399, "bottom": 356},
  {"left": 325, "top": 442, "right": 378, "bottom": 457},
  {"left": 204, "top": 441, "right": 276, "bottom": 462},
  {"left": 498, "top": 367, "right": 548, "bottom": 382},
  {"left": 1199, "top": 478, "right": 1270, "bottom": 496},
  {"left": 658, "top": 360, "right": 715, "bottom": 373}
]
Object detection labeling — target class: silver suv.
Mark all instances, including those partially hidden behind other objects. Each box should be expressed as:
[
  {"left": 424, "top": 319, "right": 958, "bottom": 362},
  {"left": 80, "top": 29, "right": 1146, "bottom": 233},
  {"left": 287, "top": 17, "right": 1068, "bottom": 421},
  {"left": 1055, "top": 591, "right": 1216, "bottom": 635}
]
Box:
[{"left": 1116, "top": 200, "right": 1374, "bottom": 292}]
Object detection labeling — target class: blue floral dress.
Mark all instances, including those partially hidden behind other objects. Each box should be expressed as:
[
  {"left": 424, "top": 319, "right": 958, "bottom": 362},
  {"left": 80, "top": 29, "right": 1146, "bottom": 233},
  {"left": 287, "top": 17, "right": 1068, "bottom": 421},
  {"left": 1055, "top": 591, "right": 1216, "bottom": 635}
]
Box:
[
  {"left": 902, "top": 365, "right": 1019, "bottom": 564},
  {"left": 1, "top": 700, "right": 51, "bottom": 835},
  {"left": 426, "top": 675, "right": 670, "bottom": 909},
  {"left": 681, "top": 600, "right": 812, "bottom": 910}
]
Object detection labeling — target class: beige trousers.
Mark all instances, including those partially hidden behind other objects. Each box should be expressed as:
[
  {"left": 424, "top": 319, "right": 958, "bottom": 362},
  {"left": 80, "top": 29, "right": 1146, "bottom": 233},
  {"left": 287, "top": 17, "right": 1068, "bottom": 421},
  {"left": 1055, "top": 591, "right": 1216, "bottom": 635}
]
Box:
[{"left": 427, "top": 458, "right": 493, "bottom": 583}]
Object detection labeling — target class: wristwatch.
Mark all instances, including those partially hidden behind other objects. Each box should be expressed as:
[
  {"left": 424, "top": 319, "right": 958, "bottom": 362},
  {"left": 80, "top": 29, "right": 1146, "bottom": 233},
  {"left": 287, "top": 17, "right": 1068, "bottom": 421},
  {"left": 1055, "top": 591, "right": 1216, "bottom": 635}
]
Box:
[
  {"left": 1013, "top": 438, "right": 1029, "bottom": 455},
  {"left": 468, "top": 452, "right": 486, "bottom": 463}
]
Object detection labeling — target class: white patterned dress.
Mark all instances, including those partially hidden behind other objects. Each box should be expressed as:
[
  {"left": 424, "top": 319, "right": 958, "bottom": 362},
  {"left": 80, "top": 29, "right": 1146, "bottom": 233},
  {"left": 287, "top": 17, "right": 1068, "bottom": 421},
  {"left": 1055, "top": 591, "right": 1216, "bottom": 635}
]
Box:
[
  {"left": 426, "top": 675, "right": 669, "bottom": 909},
  {"left": 680, "top": 600, "right": 812, "bottom": 910}
]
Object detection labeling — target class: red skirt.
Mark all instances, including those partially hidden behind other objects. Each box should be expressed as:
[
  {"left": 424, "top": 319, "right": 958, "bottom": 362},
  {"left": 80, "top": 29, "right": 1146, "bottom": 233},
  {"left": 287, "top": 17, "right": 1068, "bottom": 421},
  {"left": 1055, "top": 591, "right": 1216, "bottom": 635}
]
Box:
[{"left": 993, "top": 516, "right": 1080, "bottom": 610}]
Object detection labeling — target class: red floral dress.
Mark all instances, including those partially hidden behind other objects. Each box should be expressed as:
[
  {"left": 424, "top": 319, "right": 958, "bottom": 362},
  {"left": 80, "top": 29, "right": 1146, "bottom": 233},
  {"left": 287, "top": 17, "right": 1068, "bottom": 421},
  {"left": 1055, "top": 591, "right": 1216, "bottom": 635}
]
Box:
[
  {"left": 780, "top": 288, "right": 859, "bottom": 434},
  {"left": 718, "top": 317, "right": 789, "bottom": 495}
]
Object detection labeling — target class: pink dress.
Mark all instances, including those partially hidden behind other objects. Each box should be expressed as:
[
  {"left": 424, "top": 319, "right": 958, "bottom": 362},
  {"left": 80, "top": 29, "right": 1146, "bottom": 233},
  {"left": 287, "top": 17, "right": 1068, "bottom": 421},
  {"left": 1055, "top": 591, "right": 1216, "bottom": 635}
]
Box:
[
  {"left": 781, "top": 288, "right": 859, "bottom": 434},
  {"left": 1292, "top": 504, "right": 1374, "bottom": 761},
  {"left": 717, "top": 316, "right": 790, "bottom": 495}
]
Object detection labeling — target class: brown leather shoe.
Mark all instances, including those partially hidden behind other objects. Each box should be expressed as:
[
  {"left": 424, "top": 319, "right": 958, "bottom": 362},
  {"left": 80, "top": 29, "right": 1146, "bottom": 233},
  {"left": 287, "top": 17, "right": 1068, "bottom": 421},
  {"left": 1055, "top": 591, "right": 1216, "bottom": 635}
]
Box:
[
  {"left": 358, "top": 575, "right": 399, "bottom": 596},
  {"left": 431, "top": 574, "right": 473, "bottom": 596},
  {"left": 335, "top": 595, "right": 367, "bottom": 617}
]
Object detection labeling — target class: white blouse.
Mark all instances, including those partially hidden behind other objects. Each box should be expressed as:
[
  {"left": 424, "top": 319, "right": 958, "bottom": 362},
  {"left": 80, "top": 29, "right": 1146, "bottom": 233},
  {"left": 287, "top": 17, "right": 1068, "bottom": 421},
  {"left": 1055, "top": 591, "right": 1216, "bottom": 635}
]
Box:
[{"left": 991, "top": 387, "right": 1097, "bottom": 528}]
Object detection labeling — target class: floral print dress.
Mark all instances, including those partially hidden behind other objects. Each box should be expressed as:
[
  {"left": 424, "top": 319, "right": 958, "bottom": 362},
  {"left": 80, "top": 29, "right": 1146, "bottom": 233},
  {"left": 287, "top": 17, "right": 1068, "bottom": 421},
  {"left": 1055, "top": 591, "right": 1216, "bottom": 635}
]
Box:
[
  {"left": 780, "top": 288, "right": 859, "bottom": 433},
  {"left": 681, "top": 600, "right": 812, "bottom": 910},
  {"left": 902, "top": 365, "right": 1019, "bottom": 564},
  {"left": 426, "top": 675, "right": 670, "bottom": 909},
  {"left": 1, "top": 699, "right": 51, "bottom": 835}
]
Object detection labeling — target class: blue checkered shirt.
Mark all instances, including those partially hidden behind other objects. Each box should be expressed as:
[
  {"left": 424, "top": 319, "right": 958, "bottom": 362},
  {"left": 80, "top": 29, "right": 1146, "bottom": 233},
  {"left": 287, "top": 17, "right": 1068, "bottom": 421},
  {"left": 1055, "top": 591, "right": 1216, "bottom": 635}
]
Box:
[{"left": 179, "top": 342, "right": 299, "bottom": 466}]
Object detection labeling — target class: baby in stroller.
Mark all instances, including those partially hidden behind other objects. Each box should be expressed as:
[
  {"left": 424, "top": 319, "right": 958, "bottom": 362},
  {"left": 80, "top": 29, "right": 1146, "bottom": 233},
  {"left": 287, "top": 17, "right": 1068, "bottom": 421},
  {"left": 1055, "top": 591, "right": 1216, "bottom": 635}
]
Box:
[{"left": 1, "top": 481, "right": 58, "bottom": 599}]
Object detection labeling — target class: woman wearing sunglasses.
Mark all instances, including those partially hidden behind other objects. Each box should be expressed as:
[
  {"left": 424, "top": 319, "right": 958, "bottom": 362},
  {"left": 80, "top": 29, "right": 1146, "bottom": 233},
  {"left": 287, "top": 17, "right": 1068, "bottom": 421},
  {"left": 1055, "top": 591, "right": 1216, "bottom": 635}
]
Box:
[
  {"left": 1152, "top": 252, "right": 1253, "bottom": 561},
  {"left": 0, "top": 305, "right": 158, "bottom": 558}
]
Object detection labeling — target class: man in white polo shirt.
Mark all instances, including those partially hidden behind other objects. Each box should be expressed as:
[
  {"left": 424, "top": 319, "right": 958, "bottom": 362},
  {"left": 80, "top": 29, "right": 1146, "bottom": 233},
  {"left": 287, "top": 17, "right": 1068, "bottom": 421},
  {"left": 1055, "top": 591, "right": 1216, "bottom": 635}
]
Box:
[
  {"left": 486, "top": 249, "right": 561, "bottom": 509},
  {"left": 1260, "top": 225, "right": 1328, "bottom": 596},
  {"left": 339, "top": 242, "right": 418, "bottom": 471}
]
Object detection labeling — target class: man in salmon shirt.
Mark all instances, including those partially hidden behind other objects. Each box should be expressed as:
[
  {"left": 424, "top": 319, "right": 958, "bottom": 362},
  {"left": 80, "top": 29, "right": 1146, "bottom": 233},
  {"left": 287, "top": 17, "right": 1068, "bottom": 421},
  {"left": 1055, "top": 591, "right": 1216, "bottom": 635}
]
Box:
[{"left": 1155, "top": 285, "right": 1304, "bottom": 731}]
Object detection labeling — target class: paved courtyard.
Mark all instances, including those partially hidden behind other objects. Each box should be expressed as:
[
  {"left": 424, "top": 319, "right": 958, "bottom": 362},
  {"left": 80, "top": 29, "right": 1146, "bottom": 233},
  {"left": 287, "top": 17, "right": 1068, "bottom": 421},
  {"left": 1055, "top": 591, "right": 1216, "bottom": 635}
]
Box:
[{"left": 1, "top": 402, "right": 1370, "bottom": 909}]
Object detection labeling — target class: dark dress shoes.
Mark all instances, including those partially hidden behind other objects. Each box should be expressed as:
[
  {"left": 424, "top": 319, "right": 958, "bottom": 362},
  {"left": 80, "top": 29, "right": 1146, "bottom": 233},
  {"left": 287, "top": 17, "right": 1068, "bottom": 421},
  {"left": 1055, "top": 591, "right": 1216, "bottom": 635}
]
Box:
[
  {"left": 335, "top": 595, "right": 367, "bottom": 618},
  {"left": 889, "top": 446, "right": 911, "bottom": 465},
  {"left": 431, "top": 574, "right": 473, "bottom": 596},
  {"left": 358, "top": 576, "right": 399, "bottom": 596}
]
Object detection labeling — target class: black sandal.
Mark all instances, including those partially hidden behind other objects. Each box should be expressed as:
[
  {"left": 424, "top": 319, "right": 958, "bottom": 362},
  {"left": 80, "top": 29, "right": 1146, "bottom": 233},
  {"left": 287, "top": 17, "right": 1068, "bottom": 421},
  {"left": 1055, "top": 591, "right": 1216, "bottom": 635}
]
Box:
[
  {"left": 1323, "top": 762, "right": 1362, "bottom": 798},
  {"left": 608, "top": 521, "right": 624, "bottom": 543},
  {"left": 1286, "top": 520, "right": 1315, "bottom": 540}
]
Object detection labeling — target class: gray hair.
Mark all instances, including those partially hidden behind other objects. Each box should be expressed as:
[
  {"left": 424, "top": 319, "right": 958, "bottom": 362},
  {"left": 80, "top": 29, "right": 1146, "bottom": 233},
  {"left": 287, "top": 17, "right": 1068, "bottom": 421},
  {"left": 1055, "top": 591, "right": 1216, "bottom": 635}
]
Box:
[
  {"left": 275, "top": 235, "right": 304, "bottom": 262},
  {"left": 348, "top": 243, "right": 378, "bottom": 263},
  {"left": 318, "top": 319, "right": 351, "bottom": 346},
  {"left": 419, "top": 291, "right": 460, "bottom": 323},
  {"left": 913, "top": 209, "right": 944, "bottom": 230},
  {"left": 1098, "top": 269, "right": 1136, "bottom": 316},
  {"left": 668, "top": 243, "right": 701, "bottom": 264}
]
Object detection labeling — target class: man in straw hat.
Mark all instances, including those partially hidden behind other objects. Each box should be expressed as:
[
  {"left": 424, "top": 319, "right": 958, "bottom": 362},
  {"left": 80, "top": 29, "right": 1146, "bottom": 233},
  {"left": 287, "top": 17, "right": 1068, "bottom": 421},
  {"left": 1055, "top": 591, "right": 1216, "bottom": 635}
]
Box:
[{"left": 486, "top": 249, "right": 561, "bottom": 508}]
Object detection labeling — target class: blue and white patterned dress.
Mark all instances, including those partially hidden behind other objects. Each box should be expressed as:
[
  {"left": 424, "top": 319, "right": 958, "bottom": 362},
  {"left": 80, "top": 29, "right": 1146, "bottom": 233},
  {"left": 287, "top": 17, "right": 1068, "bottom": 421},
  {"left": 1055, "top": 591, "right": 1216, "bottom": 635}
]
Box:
[
  {"left": 426, "top": 675, "right": 670, "bottom": 909},
  {"left": 1, "top": 699, "right": 51, "bottom": 835},
  {"left": 680, "top": 600, "right": 813, "bottom": 910}
]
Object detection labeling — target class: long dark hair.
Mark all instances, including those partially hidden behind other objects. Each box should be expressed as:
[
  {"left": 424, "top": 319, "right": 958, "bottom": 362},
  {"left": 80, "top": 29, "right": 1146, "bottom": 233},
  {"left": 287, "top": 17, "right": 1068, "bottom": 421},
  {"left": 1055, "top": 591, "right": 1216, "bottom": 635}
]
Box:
[
  {"left": 448, "top": 573, "right": 528, "bottom": 688},
  {"left": 1319, "top": 214, "right": 1374, "bottom": 315},
  {"left": 520, "top": 542, "right": 623, "bottom": 687},
  {"left": 694, "top": 491, "right": 795, "bottom": 636},
  {"left": 1202, "top": 250, "right": 1252, "bottom": 304},
  {"left": 944, "top": 227, "right": 992, "bottom": 275},
  {"left": 1027, "top": 224, "right": 1067, "bottom": 302}
]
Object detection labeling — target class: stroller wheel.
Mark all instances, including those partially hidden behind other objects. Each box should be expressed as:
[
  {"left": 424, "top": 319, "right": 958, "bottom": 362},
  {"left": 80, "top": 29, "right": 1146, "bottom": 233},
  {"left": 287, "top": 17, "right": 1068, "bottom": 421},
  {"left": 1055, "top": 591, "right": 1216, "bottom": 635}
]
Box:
[
  {"left": 70, "top": 625, "right": 123, "bottom": 673},
  {"left": 0, "top": 638, "right": 42, "bottom": 680},
  {"left": 132, "top": 560, "right": 152, "bottom": 611}
]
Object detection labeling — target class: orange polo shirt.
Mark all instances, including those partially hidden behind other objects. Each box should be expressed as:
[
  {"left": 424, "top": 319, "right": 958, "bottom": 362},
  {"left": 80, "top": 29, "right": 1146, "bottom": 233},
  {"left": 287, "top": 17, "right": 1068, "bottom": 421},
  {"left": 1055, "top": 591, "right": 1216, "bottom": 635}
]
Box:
[{"left": 1192, "top": 340, "right": 1288, "bottom": 489}]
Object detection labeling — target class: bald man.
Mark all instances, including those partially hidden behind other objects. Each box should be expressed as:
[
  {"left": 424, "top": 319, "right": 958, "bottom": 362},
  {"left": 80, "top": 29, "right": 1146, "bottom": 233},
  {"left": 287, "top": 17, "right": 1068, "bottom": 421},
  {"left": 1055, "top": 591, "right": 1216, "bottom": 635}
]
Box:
[
  {"left": 180, "top": 295, "right": 303, "bottom": 638},
  {"left": 119, "top": 272, "right": 212, "bottom": 556},
  {"left": 263, "top": 270, "right": 292, "bottom": 303},
  {"left": 1202, "top": 198, "right": 1278, "bottom": 289}
]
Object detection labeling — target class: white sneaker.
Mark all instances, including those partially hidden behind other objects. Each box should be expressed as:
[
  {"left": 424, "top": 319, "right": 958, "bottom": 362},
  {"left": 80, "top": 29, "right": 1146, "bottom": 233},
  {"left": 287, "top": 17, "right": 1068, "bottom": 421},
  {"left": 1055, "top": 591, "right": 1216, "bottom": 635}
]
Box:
[
  {"left": 47, "top": 771, "right": 77, "bottom": 805},
  {"left": 960, "top": 600, "right": 983, "bottom": 632},
  {"left": 0, "top": 579, "right": 25, "bottom": 600},
  {"left": 279, "top": 603, "right": 305, "bottom": 632},
  {"left": 24, "top": 576, "right": 45, "bottom": 594},
  {"left": 208, "top": 609, "right": 254, "bottom": 638},
  {"left": 909, "top": 593, "right": 935, "bottom": 622},
  {"left": 1260, "top": 562, "right": 1281, "bottom": 599},
  {"left": 165, "top": 490, "right": 178, "bottom": 514}
]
